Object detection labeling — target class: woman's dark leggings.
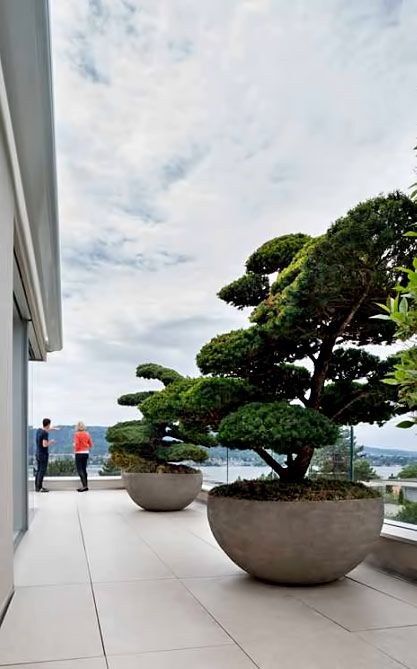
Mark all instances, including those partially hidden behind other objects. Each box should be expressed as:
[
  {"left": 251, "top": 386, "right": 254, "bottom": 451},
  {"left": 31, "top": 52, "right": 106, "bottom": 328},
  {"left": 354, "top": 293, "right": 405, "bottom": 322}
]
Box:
[{"left": 75, "top": 453, "right": 89, "bottom": 488}]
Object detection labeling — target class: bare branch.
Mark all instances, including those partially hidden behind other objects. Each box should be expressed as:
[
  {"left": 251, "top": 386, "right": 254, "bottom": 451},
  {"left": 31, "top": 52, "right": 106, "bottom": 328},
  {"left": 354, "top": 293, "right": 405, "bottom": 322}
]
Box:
[{"left": 253, "top": 447, "right": 287, "bottom": 477}]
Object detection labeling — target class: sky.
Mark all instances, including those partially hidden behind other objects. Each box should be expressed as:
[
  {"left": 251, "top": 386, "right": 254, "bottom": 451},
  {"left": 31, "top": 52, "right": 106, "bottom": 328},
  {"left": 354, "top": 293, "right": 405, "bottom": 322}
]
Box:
[{"left": 33, "top": 0, "right": 417, "bottom": 450}]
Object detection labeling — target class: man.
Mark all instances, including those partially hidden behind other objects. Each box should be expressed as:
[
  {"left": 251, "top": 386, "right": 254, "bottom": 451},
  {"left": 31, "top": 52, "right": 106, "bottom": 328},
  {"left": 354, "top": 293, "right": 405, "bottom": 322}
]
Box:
[{"left": 35, "top": 418, "right": 56, "bottom": 492}]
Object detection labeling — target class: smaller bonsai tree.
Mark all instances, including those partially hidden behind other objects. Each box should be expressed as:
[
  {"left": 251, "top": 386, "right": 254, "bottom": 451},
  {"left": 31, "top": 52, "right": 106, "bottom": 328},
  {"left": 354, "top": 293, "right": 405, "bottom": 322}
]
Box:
[{"left": 107, "top": 364, "right": 208, "bottom": 473}]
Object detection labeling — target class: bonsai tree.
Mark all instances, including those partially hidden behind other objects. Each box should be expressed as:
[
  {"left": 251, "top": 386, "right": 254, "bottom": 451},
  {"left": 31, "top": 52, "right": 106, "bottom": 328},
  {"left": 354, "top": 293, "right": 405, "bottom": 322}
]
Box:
[
  {"left": 142, "top": 193, "right": 417, "bottom": 484},
  {"left": 107, "top": 364, "right": 208, "bottom": 473}
]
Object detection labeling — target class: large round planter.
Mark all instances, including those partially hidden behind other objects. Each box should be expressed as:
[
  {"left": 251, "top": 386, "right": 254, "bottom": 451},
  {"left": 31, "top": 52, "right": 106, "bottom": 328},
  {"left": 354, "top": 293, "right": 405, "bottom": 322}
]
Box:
[
  {"left": 208, "top": 495, "right": 383, "bottom": 584},
  {"left": 123, "top": 471, "right": 203, "bottom": 511}
]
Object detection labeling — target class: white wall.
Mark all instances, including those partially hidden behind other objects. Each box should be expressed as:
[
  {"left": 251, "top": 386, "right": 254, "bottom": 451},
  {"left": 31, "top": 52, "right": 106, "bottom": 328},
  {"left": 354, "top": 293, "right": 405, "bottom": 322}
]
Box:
[
  {"left": 0, "top": 112, "right": 15, "bottom": 616},
  {"left": 13, "top": 307, "right": 28, "bottom": 537}
]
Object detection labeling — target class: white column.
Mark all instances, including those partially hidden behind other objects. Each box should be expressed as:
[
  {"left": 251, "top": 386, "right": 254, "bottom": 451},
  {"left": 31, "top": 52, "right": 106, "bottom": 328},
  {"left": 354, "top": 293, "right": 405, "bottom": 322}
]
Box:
[{"left": 0, "top": 116, "right": 15, "bottom": 615}]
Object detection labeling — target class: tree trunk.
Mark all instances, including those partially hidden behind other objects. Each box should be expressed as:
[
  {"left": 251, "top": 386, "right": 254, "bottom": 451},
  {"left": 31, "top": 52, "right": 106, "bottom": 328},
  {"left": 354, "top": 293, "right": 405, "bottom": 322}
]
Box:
[
  {"left": 253, "top": 448, "right": 289, "bottom": 479},
  {"left": 308, "top": 337, "right": 336, "bottom": 410},
  {"left": 290, "top": 446, "right": 314, "bottom": 481},
  {"left": 254, "top": 447, "right": 314, "bottom": 482}
]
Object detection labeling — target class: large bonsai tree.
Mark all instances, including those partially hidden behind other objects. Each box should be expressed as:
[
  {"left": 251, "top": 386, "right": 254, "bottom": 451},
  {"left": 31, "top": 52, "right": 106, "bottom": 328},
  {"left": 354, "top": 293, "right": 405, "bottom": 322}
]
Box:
[
  {"left": 107, "top": 364, "right": 208, "bottom": 472},
  {"left": 141, "top": 193, "right": 417, "bottom": 483}
]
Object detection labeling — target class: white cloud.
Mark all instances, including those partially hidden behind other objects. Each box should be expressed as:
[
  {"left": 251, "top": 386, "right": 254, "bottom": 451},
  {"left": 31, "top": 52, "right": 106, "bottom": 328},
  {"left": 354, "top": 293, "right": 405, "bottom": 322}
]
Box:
[{"left": 34, "top": 0, "right": 417, "bottom": 450}]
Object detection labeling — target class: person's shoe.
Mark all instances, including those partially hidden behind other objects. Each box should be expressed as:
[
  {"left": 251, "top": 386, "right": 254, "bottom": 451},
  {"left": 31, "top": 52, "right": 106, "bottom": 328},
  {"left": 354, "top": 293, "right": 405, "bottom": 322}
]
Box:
[
  {"left": 77, "top": 487, "right": 88, "bottom": 492},
  {"left": 39, "top": 487, "right": 50, "bottom": 493}
]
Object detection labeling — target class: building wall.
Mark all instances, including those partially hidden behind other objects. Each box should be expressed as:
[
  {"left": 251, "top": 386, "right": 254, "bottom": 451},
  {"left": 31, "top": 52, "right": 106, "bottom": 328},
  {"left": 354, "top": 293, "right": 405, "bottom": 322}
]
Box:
[
  {"left": 0, "top": 0, "right": 62, "bottom": 354},
  {"left": 0, "top": 118, "right": 15, "bottom": 617},
  {"left": 12, "top": 307, "right": 28, "bottom": 540}
]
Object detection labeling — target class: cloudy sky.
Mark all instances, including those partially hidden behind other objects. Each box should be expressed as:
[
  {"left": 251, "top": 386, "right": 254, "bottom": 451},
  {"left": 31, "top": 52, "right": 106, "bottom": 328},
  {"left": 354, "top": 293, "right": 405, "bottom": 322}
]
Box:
[{"left": 33, "top": 0, "right": 417, "bottom": 449}]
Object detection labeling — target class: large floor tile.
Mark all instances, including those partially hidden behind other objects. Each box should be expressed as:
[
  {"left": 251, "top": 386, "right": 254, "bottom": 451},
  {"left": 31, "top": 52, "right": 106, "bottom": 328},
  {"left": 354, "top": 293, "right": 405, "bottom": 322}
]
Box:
[
  {"left": 107, "top": 646, "right": 257, "bottom": 669},
  {"left": 80, "top": 514, "right": 173, "bottom": 582},
  {"left": 0, "top": 659, "right": 106, "bottom": 669},
  {"left": 359, "top": 625, "right": 417, "bottom": 668},
  {"left": 244, "top": 625, "right": 406, "bottom": 669},
  {"left": 0, "top": 585, "right": 103, "bottom": 665},
  {"left": 349, "top": 563, "right": 417, "bottom": 608},
  {"left": 294, "top": 578, "right": 417, "bottom": 631},
  {"left": 184, "top": 575, "right": 326, "bottom": 644},
  {"left": 14, "top": 515, "right": 89, "bottom": 586},
  {"left": 77, "top": 491, "right": 134, "bottom": 516},
  {"left": 94, "top": 579, "right": 231, "bottom": 655},
  {"left": 34, "top": 491, "right": 79, "bottom": 515},
  {"left": 131, "top": 527, "right": 241, "bottom": 579}
]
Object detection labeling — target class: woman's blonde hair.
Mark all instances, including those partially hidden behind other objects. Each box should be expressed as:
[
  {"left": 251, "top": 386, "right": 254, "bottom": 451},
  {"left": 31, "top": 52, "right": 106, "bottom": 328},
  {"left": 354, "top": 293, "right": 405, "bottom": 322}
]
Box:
[{"left": 76, "top": 421, "right": 86, "bottom": 432}]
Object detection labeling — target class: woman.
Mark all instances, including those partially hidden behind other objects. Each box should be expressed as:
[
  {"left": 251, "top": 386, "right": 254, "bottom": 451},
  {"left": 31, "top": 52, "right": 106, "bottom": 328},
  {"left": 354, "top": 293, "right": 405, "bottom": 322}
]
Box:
[{"left": 74, "top": 421, "right": 93, "bottom": 492}]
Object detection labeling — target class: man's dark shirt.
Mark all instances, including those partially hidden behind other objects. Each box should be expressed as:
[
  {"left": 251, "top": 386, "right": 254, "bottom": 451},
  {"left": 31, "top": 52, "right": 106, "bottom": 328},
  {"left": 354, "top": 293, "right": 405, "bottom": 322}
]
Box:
[{"left": 36, "top": 428, "right": 49, "bottom": 457}]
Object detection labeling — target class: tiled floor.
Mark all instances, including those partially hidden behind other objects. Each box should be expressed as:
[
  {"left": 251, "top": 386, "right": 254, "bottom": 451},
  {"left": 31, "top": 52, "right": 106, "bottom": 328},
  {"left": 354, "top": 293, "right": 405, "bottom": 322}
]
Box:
[{"left": 1, "top": 491, "right": 417, "bottom": 668}]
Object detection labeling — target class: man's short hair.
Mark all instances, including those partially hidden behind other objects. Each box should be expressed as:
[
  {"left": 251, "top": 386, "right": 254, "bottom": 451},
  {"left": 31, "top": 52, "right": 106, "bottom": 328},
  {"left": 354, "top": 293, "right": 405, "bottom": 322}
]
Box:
[{"left": 42, "top": 418, "right": 51, "bottom": 428}]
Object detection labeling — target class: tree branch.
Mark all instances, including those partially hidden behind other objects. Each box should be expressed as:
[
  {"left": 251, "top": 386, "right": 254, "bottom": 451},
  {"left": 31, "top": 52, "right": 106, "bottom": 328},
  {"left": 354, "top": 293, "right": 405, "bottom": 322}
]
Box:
[
  {"left": 253, "top": 447, "right": 287, "bottom": 478},
  {"left": 330, "top": 389, "right": 369, "bottom": 421},
  {"left": 308, "top": 285, "right": 372, "bottom": 410},
  {"left": 297, "top": 394, "right": 309, "bottom": 407}
]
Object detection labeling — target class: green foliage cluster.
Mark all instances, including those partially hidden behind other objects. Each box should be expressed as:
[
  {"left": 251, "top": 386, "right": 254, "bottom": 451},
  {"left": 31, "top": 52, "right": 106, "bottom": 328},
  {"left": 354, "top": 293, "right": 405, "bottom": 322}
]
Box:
[
  {"left": 106, "top": 365, "right": 208, "bottom": 474},
  {"left": 218, "top": 402, "right": 339, "bottom": 455},
  {"left": 377, "top": 232, "right": 417, "bottom": 429},
  {"left": 143, "top": 193, "right": 417, "bottom": 483},
  {"left": 398, "top": 463, "right": 417, "bottom": 479},
  {"left": 395, "top": 500, "right": 417, "bottom": 525},
  {"left": 98, "top": 458, "right": 121, "bottom": 476},
  {"left": 210, "top": 478, "right": 380, "bottom": 502},
  {"left": 46, "top": 458, "right": 77, "bottom": 476}
]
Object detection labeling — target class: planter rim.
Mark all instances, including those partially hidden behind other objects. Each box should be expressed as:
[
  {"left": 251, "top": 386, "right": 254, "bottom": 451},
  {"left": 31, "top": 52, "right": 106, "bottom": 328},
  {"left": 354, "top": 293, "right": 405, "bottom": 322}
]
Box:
[
  {"left": 123, "top": 470, "right": 201, "bottom": 476},
  {"left": 208, "top": 494, "right": 380, "bottom": 505}
]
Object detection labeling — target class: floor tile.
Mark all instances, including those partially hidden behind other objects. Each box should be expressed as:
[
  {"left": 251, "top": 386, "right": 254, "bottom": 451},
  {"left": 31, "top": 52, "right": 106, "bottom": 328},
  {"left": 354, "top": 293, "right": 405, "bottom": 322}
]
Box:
[
  {"left": 77, "top": 491, "right": 134, "bottom": 516},
  {"left": 359, "top": 625, "right": 417, "bottom": 668},
  {"left": 294, "top": 578, "right": 417, "bottom": 631},
  {"left": 0, "top": 585, "right": 103, "bottom": 665},
  {"left": 348, "top": 563, "right": 417, "bottom": 608},
  {"left": 0, "top": 659, "right": 106, "bottom": 669},
  {"left": 107, "top": 646, "right": 257, "bottom": 669},
  {"left": 14, "top": 515, "right": 89, "bottom": 586},
  {"left": 244, "top": 634, "right": 405, "bottom": 669},
  {"left": 128, "top": 526, "right": 241, "bottom": 579},
  {"left": 183, "top": 575, "right": 323, "bottom": 643},
  {"left": 80, "top": 514, "right": 173, "bottom": 582},
  {"left": 94, "top": 579, "right": 231, "bottom": 655}
]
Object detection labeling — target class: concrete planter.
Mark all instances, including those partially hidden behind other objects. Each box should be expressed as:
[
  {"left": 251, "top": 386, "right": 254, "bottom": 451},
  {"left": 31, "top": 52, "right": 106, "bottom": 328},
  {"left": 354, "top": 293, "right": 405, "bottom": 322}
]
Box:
[
  {"left": 208, "top": 495, "right": 384, "bottom": 584},
  {"left": 123, "top": 471, "right": 203, "bottom": 511}
]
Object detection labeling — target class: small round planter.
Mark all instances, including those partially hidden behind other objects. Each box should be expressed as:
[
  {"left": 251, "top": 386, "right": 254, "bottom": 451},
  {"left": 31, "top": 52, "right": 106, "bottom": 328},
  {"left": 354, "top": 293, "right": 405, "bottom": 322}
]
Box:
[
  {"left": 207, "top": 495, "right": 383, "bottom": 584},
  {"left": 123, "top": 471, "right": 203, "bottom": 511}
]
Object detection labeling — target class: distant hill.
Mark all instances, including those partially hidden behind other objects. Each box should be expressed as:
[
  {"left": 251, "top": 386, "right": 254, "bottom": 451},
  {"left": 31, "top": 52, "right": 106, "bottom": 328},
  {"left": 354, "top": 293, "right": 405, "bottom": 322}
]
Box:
[
  {"left": 29, "top": 425, "right": 109, "bottom": 457},
  {"left": 363, "top": 446, "right": 417, "bottom": 458},
  {"left": 28, "top": 426, "right": 417, "bottom": 464}
]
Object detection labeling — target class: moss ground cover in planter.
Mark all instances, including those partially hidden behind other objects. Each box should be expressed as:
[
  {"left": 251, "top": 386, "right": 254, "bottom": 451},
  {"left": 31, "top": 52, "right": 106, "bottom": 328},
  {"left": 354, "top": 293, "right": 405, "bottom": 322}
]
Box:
[
  {"left": 106, "top": 364, "right": 208, "bottom": 511},
  {"left": 210, "top": 478, "right": 380, "bottom": 502}
]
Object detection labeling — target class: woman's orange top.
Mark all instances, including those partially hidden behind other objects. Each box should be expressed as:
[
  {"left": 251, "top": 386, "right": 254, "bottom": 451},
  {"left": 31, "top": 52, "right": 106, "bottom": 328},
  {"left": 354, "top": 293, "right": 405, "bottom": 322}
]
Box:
[{"left": 74, "top": 431, "right": 93, "bottom": 453}]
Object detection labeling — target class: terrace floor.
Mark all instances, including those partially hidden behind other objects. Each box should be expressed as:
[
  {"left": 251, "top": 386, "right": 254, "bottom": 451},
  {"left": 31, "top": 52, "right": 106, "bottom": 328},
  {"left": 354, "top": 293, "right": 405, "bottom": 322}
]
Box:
[{"left": 1, "top": 491, "right": 417, "bottom": 668}]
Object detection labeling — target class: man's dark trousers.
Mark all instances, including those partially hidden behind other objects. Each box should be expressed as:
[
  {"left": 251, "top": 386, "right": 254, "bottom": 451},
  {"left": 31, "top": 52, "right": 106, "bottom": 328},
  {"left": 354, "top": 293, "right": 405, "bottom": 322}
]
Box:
[{"left": 35, "top": 450, "right": 49, "bottom": 491}]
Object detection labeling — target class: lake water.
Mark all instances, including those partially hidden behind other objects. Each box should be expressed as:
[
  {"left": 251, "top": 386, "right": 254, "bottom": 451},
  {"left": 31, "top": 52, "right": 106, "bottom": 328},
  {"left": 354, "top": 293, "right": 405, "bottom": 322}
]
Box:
[
  {"left": 87, "top": 463, "right": 404, "bottom": 482},
  {"left": 199, "top": 464, "right": 404, "bottom": 486}
]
